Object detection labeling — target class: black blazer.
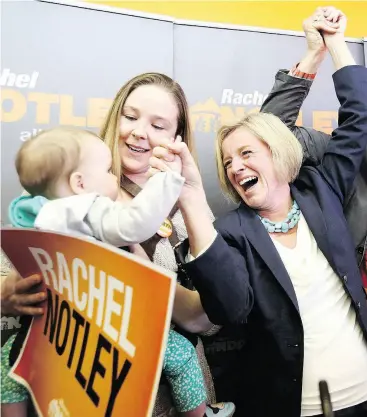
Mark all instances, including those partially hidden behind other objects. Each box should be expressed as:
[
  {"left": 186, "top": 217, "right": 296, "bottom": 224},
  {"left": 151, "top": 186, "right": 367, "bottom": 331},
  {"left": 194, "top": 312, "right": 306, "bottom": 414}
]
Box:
[{"left": 184, "top": 65, "right": 367, "bottom": 417}]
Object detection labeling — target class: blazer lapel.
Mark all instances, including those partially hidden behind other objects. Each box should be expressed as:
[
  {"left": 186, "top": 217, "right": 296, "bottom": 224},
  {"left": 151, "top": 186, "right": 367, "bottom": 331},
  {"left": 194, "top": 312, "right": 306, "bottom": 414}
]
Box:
[
  {"left": 238, "top": 186, "right": 335, "bottom": 312},
  {"left": 238, "top": 203, "right": 300, "bottom": 312}
]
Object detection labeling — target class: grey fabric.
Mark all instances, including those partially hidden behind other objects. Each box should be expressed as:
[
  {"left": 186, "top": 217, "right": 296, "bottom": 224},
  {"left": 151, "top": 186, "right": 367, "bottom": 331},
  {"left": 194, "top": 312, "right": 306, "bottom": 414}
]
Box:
[{"left": 261, "top": 69, "right": 367, "bottom": 265}]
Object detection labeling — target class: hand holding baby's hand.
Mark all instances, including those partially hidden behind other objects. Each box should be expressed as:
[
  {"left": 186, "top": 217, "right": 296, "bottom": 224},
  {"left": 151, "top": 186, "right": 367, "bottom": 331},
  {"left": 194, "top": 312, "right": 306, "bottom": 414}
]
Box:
[
  {"left": 148, "top": 136, "right": 183, "bottom": 178},
  {"left": 148, "top": 136, "right": 203, "bottom": 201}
]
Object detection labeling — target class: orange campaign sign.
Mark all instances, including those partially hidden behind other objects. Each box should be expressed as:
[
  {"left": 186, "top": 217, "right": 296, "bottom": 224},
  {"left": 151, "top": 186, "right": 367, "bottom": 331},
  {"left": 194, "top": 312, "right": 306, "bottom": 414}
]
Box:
[{"left": 1, "top": 228, "right": 176, "bottom": 417}]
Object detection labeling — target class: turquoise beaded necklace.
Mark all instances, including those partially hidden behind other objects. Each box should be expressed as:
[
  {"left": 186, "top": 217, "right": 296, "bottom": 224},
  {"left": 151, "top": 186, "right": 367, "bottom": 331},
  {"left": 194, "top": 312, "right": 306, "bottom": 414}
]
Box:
[{"left": 257, "top": 200, "right": 301, "bottom": 233}]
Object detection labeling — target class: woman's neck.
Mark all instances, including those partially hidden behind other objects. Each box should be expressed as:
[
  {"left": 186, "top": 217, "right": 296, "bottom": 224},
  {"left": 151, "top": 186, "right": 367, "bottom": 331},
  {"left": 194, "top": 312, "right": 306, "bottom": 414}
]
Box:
[{"left": 257, "top": 187, "right": 293, "bottom": 223}]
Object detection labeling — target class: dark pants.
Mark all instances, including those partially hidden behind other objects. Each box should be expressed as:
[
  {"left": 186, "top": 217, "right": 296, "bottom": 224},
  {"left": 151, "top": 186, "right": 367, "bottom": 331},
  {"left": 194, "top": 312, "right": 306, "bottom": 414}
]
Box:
[{"left": 313, "top": 401, "right": 367, "bottom": 417}]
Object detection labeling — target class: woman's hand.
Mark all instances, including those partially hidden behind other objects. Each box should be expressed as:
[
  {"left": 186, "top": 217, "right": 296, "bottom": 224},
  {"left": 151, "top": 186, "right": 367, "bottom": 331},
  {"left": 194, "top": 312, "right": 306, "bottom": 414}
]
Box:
[
  {"left": 321, "top": 7, "right": 347, "bottom": 48},
  {"left": 148, "top": 136, "right": 183, "bottom": 177},
  {"left": 149, "top": 138, "right": 215, "bottom": 257},
  {"left": 303, "top": 6, "right": 341, "bottom": 54},
  {"left": 298, "top": 7, "right": 350, "bottom": 76},
  {"left": 320, "top": 7, "right": 353, "bottom": 70},
  {"left": 149, "top": 138, "right": 204, "bottom": 201},
  {"left": 1, "top": 270, "right": 46, "bottom": 316}
]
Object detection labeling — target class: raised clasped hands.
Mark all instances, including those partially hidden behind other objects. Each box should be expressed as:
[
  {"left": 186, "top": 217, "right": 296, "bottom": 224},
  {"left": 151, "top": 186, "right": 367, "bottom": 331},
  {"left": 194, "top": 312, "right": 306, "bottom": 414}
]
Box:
[
  {"left": 148, "top": 136, "right": 204, "bottom": 203},
  {"left": 303, "top": 6, "right": 347, "bottom": 53}
]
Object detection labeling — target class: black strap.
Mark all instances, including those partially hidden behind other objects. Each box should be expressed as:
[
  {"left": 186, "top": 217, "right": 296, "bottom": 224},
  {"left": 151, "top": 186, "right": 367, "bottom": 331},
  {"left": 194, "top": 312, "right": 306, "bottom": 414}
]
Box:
[{"left": 120, "top": 176, "right": 179, "bottom": 260}]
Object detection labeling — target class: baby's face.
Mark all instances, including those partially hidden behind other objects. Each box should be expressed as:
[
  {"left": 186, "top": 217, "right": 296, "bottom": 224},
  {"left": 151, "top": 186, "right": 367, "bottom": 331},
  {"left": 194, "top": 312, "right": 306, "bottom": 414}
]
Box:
[{"left": 78, "top": 137, "right": 119, "bottom": 201}]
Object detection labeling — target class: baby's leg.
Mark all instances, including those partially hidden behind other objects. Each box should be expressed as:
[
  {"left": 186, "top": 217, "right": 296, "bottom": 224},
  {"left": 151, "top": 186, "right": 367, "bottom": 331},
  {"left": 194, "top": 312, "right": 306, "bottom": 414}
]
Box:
[
  {"left": 163, "top": 330, "right": 207, "bottom": 416},
  {"left": 1, "top": 335, "right": 28, "bottom": 417}
]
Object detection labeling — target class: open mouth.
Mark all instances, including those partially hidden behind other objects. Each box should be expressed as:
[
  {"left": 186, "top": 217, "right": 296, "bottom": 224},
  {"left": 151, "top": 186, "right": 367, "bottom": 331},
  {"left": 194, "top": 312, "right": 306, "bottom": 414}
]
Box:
[
  {"left": 239, "top": 176, "right": 258, "bottom": 192},
  {"left": 126, "top": 144, "right": 149, "bottom": 154}
]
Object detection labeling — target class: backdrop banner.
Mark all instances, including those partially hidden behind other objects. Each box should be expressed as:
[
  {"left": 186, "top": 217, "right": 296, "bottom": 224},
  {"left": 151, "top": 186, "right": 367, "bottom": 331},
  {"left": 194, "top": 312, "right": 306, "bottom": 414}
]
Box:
[{"left": 1, "top": 0, "right": 365, "bottom": 220}]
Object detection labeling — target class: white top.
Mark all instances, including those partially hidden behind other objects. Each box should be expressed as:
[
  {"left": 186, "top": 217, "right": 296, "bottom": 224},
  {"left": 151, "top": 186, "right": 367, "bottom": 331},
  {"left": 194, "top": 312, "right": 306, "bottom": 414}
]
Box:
[
  {"left": 35, "top": 171, "right": 185, "bottom": 247},
  {"left": 271, "top": 214, "right": 367, "bottom": 416}
]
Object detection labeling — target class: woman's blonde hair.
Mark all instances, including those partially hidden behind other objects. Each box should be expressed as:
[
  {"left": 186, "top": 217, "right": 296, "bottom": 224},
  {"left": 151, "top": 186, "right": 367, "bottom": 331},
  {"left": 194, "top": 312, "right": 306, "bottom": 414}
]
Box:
[
  {"left": 100, "top": 73, "right": 196, "bottom": 184},
  {"left": 215, "top": 112, "right": 303, "bottom": 203}
]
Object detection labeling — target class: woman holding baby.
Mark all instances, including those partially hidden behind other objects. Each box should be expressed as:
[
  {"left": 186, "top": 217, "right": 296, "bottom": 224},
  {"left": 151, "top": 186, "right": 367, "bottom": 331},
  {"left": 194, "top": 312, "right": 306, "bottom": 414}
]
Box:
[{"left": 1, "top": 71, "right": 232, "bottom": 417}]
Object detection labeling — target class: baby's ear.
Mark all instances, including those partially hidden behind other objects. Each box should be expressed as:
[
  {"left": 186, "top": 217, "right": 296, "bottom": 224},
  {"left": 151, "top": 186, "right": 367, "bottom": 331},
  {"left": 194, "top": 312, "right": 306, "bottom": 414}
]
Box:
[{"left": 69, "top": 172, "right": 84, "bottom": 195}]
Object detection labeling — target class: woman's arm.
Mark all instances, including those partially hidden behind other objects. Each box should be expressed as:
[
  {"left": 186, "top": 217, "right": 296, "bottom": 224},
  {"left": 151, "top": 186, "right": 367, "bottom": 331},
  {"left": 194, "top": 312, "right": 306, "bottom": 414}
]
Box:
[
  {"left": 317, "top": 30, "right": 367, "bottom": 203},
  {"left": 261, "top": 68, "right": 331, "bottom": 166},
  {"left": 182, "top": 193, "right": 254, "bottom": 326},
  {"left": 261, "top": 8, "right": 342, "bottom": 166},
  {"left": 151, "top": 141, "right": 217, "bottom": 257},
  {"left": 182, "top": 219, "right": 254, "bottom": 326},
  {"left": 150, "top": 142, "right": 254, "bottom": 325},
  {"left": 326, "top": 35, "right": 355, "bottom": 71},
  {"left": 172, "top": 284, "right": 214, "bottom": 333}
]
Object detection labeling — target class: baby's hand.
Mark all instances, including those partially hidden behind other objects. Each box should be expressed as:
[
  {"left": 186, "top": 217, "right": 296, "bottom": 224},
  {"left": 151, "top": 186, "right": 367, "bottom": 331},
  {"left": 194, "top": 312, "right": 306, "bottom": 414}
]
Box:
[{"left": 148, "top": 136, "right": 183, "bottom": 177}]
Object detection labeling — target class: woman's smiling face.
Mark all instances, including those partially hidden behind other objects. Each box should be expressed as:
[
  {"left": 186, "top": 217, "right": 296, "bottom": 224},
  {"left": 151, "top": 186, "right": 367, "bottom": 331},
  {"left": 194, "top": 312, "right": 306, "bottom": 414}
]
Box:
[{"left": 118, "top": 85, "right": 179, "bottom": 175}]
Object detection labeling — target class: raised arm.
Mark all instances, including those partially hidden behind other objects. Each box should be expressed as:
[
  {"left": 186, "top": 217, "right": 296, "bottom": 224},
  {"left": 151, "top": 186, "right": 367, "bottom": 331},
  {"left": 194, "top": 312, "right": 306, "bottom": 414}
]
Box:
[
  {"left": 35, "top": 170, "right": 184, "bottom": 246},
  {"left": 261, "top": 70, "right": 314, "bottom": 132},
  {"left": 261, "top": 73, "right": 330, "bottom": 166},
  {"left": 317, "top": 19, "right": 367, "bottom": 203},
  {"left": 149, "top": 141, "right": 254, "bottom": 325},
  {"left": 260, "top": 7, "right": 340, "bottom": 165},
  {"left": 88, "top": 171, "right": 184, "bottom": 246},
  {"left": 183, "top": 226, "right": 254, "bottom": 325}
]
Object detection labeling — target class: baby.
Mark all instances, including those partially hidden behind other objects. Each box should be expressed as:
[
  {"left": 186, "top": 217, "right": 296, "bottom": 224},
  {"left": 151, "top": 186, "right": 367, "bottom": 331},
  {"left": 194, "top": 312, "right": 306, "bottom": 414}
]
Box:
[
  {"left": 10, "top": 127, "right": 183, "bottom": 245},
  {"left": 1, "top": 127, "right": 235, "bottom": 417}
]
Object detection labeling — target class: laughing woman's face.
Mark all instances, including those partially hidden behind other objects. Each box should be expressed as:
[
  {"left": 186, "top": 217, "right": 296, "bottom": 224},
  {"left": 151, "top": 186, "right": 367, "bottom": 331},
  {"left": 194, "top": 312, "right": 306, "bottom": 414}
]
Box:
[{"left": 222, "top": 127, "right": 285, "bottom": 210}]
